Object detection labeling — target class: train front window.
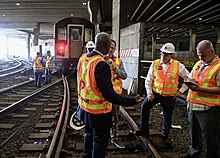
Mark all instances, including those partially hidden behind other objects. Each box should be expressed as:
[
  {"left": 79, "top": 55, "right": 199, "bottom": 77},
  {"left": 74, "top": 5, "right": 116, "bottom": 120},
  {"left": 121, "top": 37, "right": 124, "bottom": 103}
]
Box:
[
  {"left": 71, "top": 28, "right": 81, "bottom": 41},
  {"left": 57, "top": 28, "right": 66, "bottom": 40}
]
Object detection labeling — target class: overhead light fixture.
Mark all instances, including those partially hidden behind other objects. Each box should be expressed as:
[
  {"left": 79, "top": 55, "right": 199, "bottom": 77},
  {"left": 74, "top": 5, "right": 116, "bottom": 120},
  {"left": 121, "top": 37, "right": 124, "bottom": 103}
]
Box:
[
  {"left": 176, "top": 6, "right": 180, "bottom": 9},
  {"left": 2, "top": 14, "right": 5, "bottom": 16},
  {"left": 70, "top": 14, "right": 74, "bottom": 16},
  {"left": 199, "top": 17, "right": 202, "bottom": 20},
  {"left": 16, "top": 3, "right": 20, "bottom": 6},
  {"left": 82, "top": 2, "right": 86, "bottom": 5}
]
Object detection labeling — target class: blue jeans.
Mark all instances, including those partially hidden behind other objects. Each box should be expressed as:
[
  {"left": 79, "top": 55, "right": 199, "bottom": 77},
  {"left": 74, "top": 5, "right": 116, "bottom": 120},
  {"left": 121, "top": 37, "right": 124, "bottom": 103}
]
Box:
[
  {"left": 34, "top": 71, "right": 43, "bottom": 88},
  {"left": 140, "top": 92, "right": 175, "bottom": 138},
  {"left": 83, "top": 125, "right": 110, "bottom": 158},
  {"left": 188, "top": 107, "right": 220, "bottom": 158}
]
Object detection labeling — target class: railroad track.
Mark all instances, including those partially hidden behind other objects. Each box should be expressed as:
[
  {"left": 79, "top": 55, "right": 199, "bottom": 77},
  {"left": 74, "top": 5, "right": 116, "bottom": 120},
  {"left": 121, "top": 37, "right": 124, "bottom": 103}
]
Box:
[
  {"left": 0, "top": 59, "right": 33, "bottom": 89},
  {"left": 0, "top": 74, "right": 63, "bottom": 157},
  {"left": 0, "top": 72, "right": 193, "bottom": 158}
]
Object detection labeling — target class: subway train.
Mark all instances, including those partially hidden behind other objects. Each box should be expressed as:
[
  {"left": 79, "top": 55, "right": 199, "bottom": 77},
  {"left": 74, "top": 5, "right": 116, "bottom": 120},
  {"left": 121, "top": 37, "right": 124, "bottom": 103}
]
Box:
[{"left": 54, "top": 17, "right": 95, "bottom": 74}]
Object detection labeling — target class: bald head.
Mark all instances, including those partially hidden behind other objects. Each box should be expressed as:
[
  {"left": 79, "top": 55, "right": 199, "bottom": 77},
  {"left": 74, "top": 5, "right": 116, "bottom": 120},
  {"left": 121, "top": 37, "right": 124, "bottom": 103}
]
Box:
[
  {"left": 196, "top": 40, "right": 215, "bottom": 63},
  {"left": 196, "top": 40, "right": 214, "bottom": 52},
  {"left": 95, "top": 32, "right": 111, "bottom": 55}
]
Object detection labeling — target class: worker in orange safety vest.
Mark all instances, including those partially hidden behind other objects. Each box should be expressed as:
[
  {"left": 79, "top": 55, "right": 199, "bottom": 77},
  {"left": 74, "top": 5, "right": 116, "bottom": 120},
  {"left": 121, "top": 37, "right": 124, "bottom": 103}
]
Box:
[
  {"left": 76, "top": 32, "right": 142, "bottom": 158},
  {"left": 136, "top": 43, "right": 189, "bottom": 149},
  {"left": 184, "top": 40, "right": 220, "bottom": 158},
  {"left": 105, "top": 39, "right": 127, "bottom": 149}
]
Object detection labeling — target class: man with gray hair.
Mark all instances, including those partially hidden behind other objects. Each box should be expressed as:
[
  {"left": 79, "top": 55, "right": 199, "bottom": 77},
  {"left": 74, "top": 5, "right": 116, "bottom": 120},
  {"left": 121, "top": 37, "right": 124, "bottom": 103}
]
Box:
[
  {"left": 76, "top": 32, "right": 142, "bottom": 158},
  {"left": 184, "top": 40, "right": 220, "bottom": 158}
]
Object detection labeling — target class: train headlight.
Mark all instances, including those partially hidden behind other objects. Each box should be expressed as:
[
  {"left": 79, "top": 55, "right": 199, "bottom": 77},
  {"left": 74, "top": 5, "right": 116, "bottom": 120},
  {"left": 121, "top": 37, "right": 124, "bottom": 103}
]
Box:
[{"left": 56, "top": 43, "right": 65, "bottom": 56}]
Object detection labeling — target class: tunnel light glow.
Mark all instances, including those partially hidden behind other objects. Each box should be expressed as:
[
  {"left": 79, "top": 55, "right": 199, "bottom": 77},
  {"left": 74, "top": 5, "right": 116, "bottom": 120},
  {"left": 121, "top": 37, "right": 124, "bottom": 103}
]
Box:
[{"left": 16, "top": 3, "right": 20, "bottom": 6}]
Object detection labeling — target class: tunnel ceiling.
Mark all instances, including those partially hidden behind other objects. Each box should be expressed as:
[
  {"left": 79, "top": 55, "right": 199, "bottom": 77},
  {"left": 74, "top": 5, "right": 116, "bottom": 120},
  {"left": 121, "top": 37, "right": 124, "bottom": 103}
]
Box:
[
  {"left": 0, "top": 0, "right": 219, "bottom": 42},
  {"left": 118, "top": 0, "right": 220, "bottom": 42}
]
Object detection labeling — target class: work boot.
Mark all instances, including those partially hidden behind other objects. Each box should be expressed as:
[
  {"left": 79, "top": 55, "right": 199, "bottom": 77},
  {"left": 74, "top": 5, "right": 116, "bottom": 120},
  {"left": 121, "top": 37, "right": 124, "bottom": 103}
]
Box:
[
  {"left": 134, "top": 130, "right": 149, "bottom": 137},
  {"left": 111, "top": 137, "right": 125, "bottom": 149}
]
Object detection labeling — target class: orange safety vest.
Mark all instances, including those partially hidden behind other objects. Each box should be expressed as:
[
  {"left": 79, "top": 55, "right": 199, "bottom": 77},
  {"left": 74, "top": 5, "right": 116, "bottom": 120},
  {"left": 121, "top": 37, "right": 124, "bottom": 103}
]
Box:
[
  {"left": 111, "top": 58, "right": 123, "bottom": 94},
  {"left": 187, "top": 59, "right": 220, "bottom": 106},
  {"left": 77, "top": 54, "right": 112, "bottom": 114},
  {"left": 46, "top": 56, "right": 54, "bottom": 68},
  {"left": 152, "top": 59, "right": 180, "bottom": 96},
  {"left": 33, "top": 56, "right": 44, "bottom": 70}
]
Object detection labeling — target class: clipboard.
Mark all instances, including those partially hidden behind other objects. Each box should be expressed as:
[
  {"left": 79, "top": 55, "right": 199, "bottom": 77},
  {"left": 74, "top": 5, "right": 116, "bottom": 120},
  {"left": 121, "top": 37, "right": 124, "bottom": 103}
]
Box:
[{"left": 184, "top": 81, "right": 198, "bottom": 86}]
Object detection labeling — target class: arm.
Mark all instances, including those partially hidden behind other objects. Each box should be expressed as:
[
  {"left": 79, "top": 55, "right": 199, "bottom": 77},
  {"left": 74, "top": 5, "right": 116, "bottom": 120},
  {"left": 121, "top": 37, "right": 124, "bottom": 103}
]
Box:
[
  {"left": 178, "top": 63, "right": 190, "bottom": 93},
  {"left": 95, "top": 61, "right": 137, "bottom": 106},
  {"left": 145, "top": 63, "right": 154, "bottom": 101},
  {"left": 187, "top": 70, "right": 220, "bottom": 95},
  {"left": 114, "top": 60, "right": 127, "bottom": 79},
  {"left": 145, "top": 63, "right": 154, "bottom": 95}
]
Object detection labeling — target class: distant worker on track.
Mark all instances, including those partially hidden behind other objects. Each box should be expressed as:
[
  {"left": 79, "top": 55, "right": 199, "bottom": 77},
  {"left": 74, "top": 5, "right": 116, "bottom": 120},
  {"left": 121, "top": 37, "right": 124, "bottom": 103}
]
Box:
[
  {"left": 33, "top": 52, "right": 45, "bottom": 88},
  {"left": 45, "top": 50, "right": 54, "bottom": 84}
]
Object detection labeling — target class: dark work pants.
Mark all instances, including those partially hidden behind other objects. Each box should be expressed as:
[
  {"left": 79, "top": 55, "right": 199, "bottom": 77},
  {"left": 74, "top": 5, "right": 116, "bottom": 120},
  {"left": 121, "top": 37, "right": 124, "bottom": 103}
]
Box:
[
  {"left": 111, "top": 104, "right": 120, "bottom": 138},
  {"left": 45, "top": 68, "right": 52, "bottom": 83},
  {"left": 188, "top": 107, "right": 220, "bottom": 158},
  {"left": 83, "top": 125, "right": 110, "bottom": 158},
  {"left": 140, "top": 92, "right": 175, "bottom": 138},
  {"left": 34, "top": 71, "right": 43, "bottom": 88}
]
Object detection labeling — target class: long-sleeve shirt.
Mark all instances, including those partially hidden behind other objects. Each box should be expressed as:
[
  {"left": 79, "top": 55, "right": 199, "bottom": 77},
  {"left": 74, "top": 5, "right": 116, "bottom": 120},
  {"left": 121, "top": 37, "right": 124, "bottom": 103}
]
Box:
[
  {"left": 77, "top": 50, "right": 136, "bottom": 130},
  {"left": 145, "top": 58, "right": 189, "bottom": 95},
  {"left": 112, "top": 55, "right": 127, "bottom": 80}
]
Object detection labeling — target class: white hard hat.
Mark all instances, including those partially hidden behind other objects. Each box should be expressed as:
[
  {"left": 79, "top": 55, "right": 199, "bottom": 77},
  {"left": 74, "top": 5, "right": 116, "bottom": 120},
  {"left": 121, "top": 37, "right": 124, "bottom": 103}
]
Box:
[
  {"left": 86, "top": 41, "right": 95, "bottom": 48},
  {"left": 160, "top": 43, "right": 175, "bottom": 54},
  {"left": 69, "top": 111, "right": 85, "bottom": 130}
]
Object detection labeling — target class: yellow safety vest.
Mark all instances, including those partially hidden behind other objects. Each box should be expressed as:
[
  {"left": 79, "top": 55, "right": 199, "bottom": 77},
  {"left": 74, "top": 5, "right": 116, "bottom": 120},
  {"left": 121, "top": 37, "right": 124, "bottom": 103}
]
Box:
[
  {"left": 111, "top": 58, "right": 123, "bottom": 94},
  {"left": 33, "top": 56, "right": 43, "bottom": 70},
  {"left": 77, "top": 54, "right": 112, "bottom": 114},
  {"left": 46, "top": 56, "right": 54, "bottom": 68},
  {"left": 152, "top": 59, "right": 180, "bottom": 96},
  {"left": 187, "top": 59, "right": 220, "bottom": 106}
]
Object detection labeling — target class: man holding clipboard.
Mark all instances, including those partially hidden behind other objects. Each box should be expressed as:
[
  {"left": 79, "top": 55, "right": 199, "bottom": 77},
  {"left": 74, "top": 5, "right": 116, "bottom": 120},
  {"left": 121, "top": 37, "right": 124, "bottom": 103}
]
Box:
[{"left": 184, "top": 40, "right": 220, "bottom": 158}]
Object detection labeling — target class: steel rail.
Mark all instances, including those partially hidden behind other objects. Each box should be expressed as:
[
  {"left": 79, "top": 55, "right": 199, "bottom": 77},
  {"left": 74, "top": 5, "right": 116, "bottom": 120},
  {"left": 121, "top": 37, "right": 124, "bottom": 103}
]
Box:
[
  {"left": 55, "top": 76, "right": 71, "bottom": 158},
  {"left": 46, "top": 76, "right": 67, "bottom": 158},
  {"left": 119, "top": 106, "right": 161, "bottom": 158}
]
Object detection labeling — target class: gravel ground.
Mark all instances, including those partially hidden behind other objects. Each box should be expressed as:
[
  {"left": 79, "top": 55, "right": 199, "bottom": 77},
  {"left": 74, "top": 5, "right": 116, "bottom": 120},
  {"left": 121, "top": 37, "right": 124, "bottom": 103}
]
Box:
[{"left": 146, "top": 97, "right": 205, "bottom": 158}]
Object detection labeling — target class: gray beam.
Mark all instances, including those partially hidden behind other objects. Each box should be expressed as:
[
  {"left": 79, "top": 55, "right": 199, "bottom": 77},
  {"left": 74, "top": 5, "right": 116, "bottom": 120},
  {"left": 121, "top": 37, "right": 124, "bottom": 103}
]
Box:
[
  {"left": 189, "top": 28, "right": 196, "bottom": 52},
  {"left": 145, "top": 22, "right": 196, "bottom": 29},
  {"left": 0, "top": 23, "right": 37, "bottom": 29}
]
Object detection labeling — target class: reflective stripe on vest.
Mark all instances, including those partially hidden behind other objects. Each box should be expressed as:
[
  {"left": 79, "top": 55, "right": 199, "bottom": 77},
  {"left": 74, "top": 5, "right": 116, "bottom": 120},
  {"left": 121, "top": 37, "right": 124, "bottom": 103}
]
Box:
[
  {"left": 46, "top": 56, "right": 53, "bottom": 68},
  {"left": 187, "top": 59, "right": 220, "bottom": 106},
  {"left": 33, "top": 57, "right": 43, "bottom": 70},
  {"left": 77, "top": 54, "right": 112, "bottom": 114},
  {"left": 152, "top": 59, "right": 180, "bottom": 96},
  {"left": 111, "top": 58, "right": 123, "bottom": 94}
]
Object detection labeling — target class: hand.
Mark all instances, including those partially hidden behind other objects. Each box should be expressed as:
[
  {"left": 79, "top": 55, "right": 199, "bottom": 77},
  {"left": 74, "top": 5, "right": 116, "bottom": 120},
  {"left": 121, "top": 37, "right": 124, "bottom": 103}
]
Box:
[
  {"left": 135, "top": 94, "right": 144, "bottom": 103},
  {"left": 173, "top": 91, "right": 182, "bottom": 99},
  {"left": 106, "top": 59, "right": 115, "bottom": 69},
  {"left": 187, "top": 84, "right": 200, "bottom": 92},
  {"left": 184, "top": 78, "right": 200, "bottom": 92},
  {"left": 113, "top": 74, "right": 118, "bottom": 80},
  {"left": 147, "top": 93, "right": 154, "bottom": 101}
]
